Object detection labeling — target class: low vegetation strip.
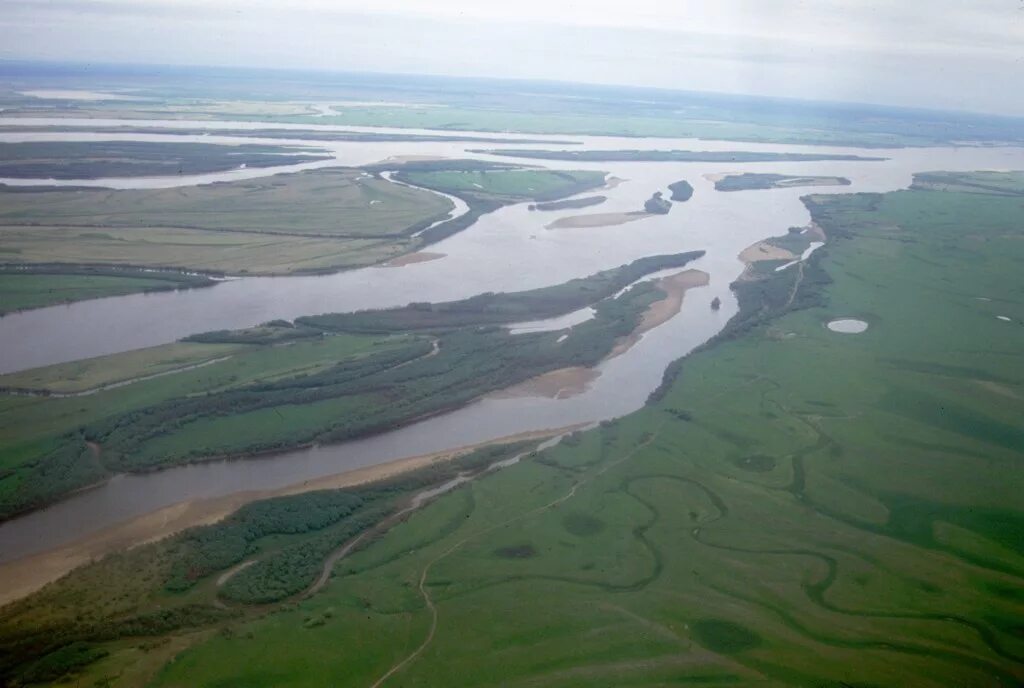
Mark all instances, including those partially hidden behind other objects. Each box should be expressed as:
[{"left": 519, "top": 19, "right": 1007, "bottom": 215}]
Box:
[
  {"left": 469, "top": 148, "right": 885, "bottom": 162},
  {"left": 0, "top": 265, "right": 216, "bottom": 314},
  {"left": 713, "top": 173, "right": 851, "bottom": 192},
  {"left": 298, "top": 251, "right": 704, "bottom": 333},
  {"left": 0, "top": 140, "right": 331, "bottom": 179}
]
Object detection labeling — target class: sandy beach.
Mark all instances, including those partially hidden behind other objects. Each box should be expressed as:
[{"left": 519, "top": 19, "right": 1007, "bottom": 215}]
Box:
[
  {"left": 0, "top": 426, "right": 578, "bottom": 608},
  {"left": 380, "top": 251, "right": 446, "bottom": 267},
  {"left": 547, "top": 211, "right": 648, "bottom": 229}
]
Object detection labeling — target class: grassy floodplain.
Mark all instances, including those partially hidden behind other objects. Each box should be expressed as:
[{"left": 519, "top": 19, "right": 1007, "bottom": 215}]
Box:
[
  {"left": 0, "top": 141, "right": 330, "bottom": 179},
  {"left": 0, "top": 162, "right": 607, "bottom": 309},
  {"left": 13, "top": 77, "right": 1023, "bottom": 148},
  {"left": 0, "top": 252, "right": 700, "bottom": 520},
  {"left": 3, "top": 170, "right": 1013, "bottom": 687},
  {"left": 0, "top": 267, "right": 215, "bottom": 314},
  {"left": 714, "top": 173, "right": 852, "bottom": 192}
]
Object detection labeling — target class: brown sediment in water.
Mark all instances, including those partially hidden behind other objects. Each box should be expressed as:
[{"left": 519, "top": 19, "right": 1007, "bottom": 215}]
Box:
[
  {"left": 380, "top": 251, "right": 446, "bottom": 268},
  {"left": 495, "top": 269, "right": 710, "bottom": 400},
  {"left": 0, "top": 426, "right": 579, "bottom": 609},
  {"left": 546, "top": 211, "right": 648, "bottom": 230}
]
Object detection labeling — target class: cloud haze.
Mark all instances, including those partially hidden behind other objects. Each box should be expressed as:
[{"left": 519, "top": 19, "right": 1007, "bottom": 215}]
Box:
[{"left": 1, "top": 0, "right": 1022, "bottom": 114}]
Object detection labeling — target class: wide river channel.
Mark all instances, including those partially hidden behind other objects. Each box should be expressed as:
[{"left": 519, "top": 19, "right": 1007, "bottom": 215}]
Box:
[{"left": 1, "top": 116, "right": 1021, "bottom": 564}]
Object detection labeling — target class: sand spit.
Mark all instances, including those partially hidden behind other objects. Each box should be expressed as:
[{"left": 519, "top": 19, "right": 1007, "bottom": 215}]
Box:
[
  {"left": 610, "top": 269, "right": 710, "bottom": 357},
  {"left": 547, "top": 211, "right": 649, "bottom": 230},
  {"left": 738, "top": 241, "right": 797, "bottom": 265},
  {"left": 380, "top": 155, "right": 448, "bottom": 164},
  {"left": 497, "top": 269, "right": 710, "bottom": 399},
  {"left": 702, "top": 172, "right": 742, "bottom": 183},
  {"left": 492, "top": 367, "right": 602, "bottom": 400},
  {"left": 0, "top": 427, "right": 577, "bottom": 608},
  {"left": 380, "top": 251, "right": 446, "bottom": 267}
]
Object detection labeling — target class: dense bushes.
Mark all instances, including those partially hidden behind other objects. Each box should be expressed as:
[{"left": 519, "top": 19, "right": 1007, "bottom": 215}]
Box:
[
  {"left": 220, "top": 506, "right": 387, "bottom": 604},
  {"left": 668, "top": 180, "right": 694, "bottom": 202},
  {"left": 0, "top": 437, "right": 105, "bottom": 521},
  {"left": 299, "top": 251, "right": 704, "bottom": 333},
  {"left": 165, "top": 491, "right": 366, "bottom": 591}
]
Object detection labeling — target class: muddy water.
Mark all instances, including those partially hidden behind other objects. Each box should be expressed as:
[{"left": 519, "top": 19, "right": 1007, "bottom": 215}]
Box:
[{"left": 0, "top": 117, "right": 1022, "bottom": 563}]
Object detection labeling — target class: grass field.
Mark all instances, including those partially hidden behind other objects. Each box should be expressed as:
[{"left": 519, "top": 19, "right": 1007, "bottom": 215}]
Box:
[
  {"left": 1, "top": 172, "right": 1021, "bottom": 686},
  {"left": 0, "top": 169, "right": 451, "bottom": 237},
  {"left": 714, "top": 173, "right": 852, "bottom": 191},
  {"left": 0, "top": 341, "right": 246, "bottom": 394},
  {"left": 0, "top": 141, "right": 330, "bottom": 179},
  {"left": 0, "top": 330, "right": 413, "bottom": 518},
  {"left": 0, "top": 165, "right": 608, "bottom": 312},
  {"left": 0, "top": 273, "right": 203, "bottom": 314},
  {"left": 401, "top": 169, "right": 607, "bottom": 201}
]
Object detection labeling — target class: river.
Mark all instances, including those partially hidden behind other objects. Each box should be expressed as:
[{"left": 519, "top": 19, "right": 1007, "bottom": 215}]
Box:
[{"left": 0, "top": 116, "right": 1021, "bottom": 564}]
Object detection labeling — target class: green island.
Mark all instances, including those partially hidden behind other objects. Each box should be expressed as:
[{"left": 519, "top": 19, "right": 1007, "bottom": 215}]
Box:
[
  {"left": 643, "top": 191, "right": 672, "bottom": 214},
  {"left": 0, "top": 141, "right": 331, "bottom": 179},
  {"left": 0, "top": 162, "right": 607, "bottom": 311},
  {"left": 714, "top": 173, "right": 852, "bottom": 192},
  {"left": 1, "top": 171, "right": 1019, "bottom": 686},
  {"left": 668, "top": 179, "right": 694, "bottom": 201},
  {"left": 469, "top": 148, "right": 884, "bottom": 162},
  {"left": 0, "top": 251, "right": 702, "bottom": 520},
  {"left": 0, "top": 266, "right": 215, "bottom": 315}
]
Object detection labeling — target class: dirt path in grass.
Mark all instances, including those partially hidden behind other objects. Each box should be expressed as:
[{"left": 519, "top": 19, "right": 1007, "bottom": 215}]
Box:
[{"left": 369, "top": 426, "right": 663, "bottom": 688}]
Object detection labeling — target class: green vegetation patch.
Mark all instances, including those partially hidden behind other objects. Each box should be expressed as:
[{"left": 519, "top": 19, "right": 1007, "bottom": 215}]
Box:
[
  {"left": 401, "top": 168, "right": 607, "bottom": 202},
  {"left": 668, "top": 179, "right": 694, "bottom": 202},
  {"left": 0, "top": 168, "right": 451, "bottom": 237},
  {"left": 714, "top": 173, "right": 852, "bottom": 192},
  {"left": 300, "top": 251, "right": 704, "bottom": 332},
  {"left": 562, "top": 512, "right": 607, "bottom": 537},
  {"left": 731, "top": 454, "right": 776, "bottom": 472},
  {"left": 493, "top": 544, "right": 538, "bottom": 559},
  {"left": 691, "top": 619, "right": 762, "bottom": 654},
  {"left": 0, "top": 140, "right": 330, "bottom": 179}
]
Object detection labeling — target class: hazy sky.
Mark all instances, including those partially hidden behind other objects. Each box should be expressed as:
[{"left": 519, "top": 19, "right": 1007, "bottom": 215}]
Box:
[{"left": 2, "top": 0, "right": 1022, "bottom": 114}]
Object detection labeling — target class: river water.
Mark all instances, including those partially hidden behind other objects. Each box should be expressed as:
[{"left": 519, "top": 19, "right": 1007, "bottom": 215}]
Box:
[{"left": 0, "top": 116, "right": 1021, "bottom": 562}]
